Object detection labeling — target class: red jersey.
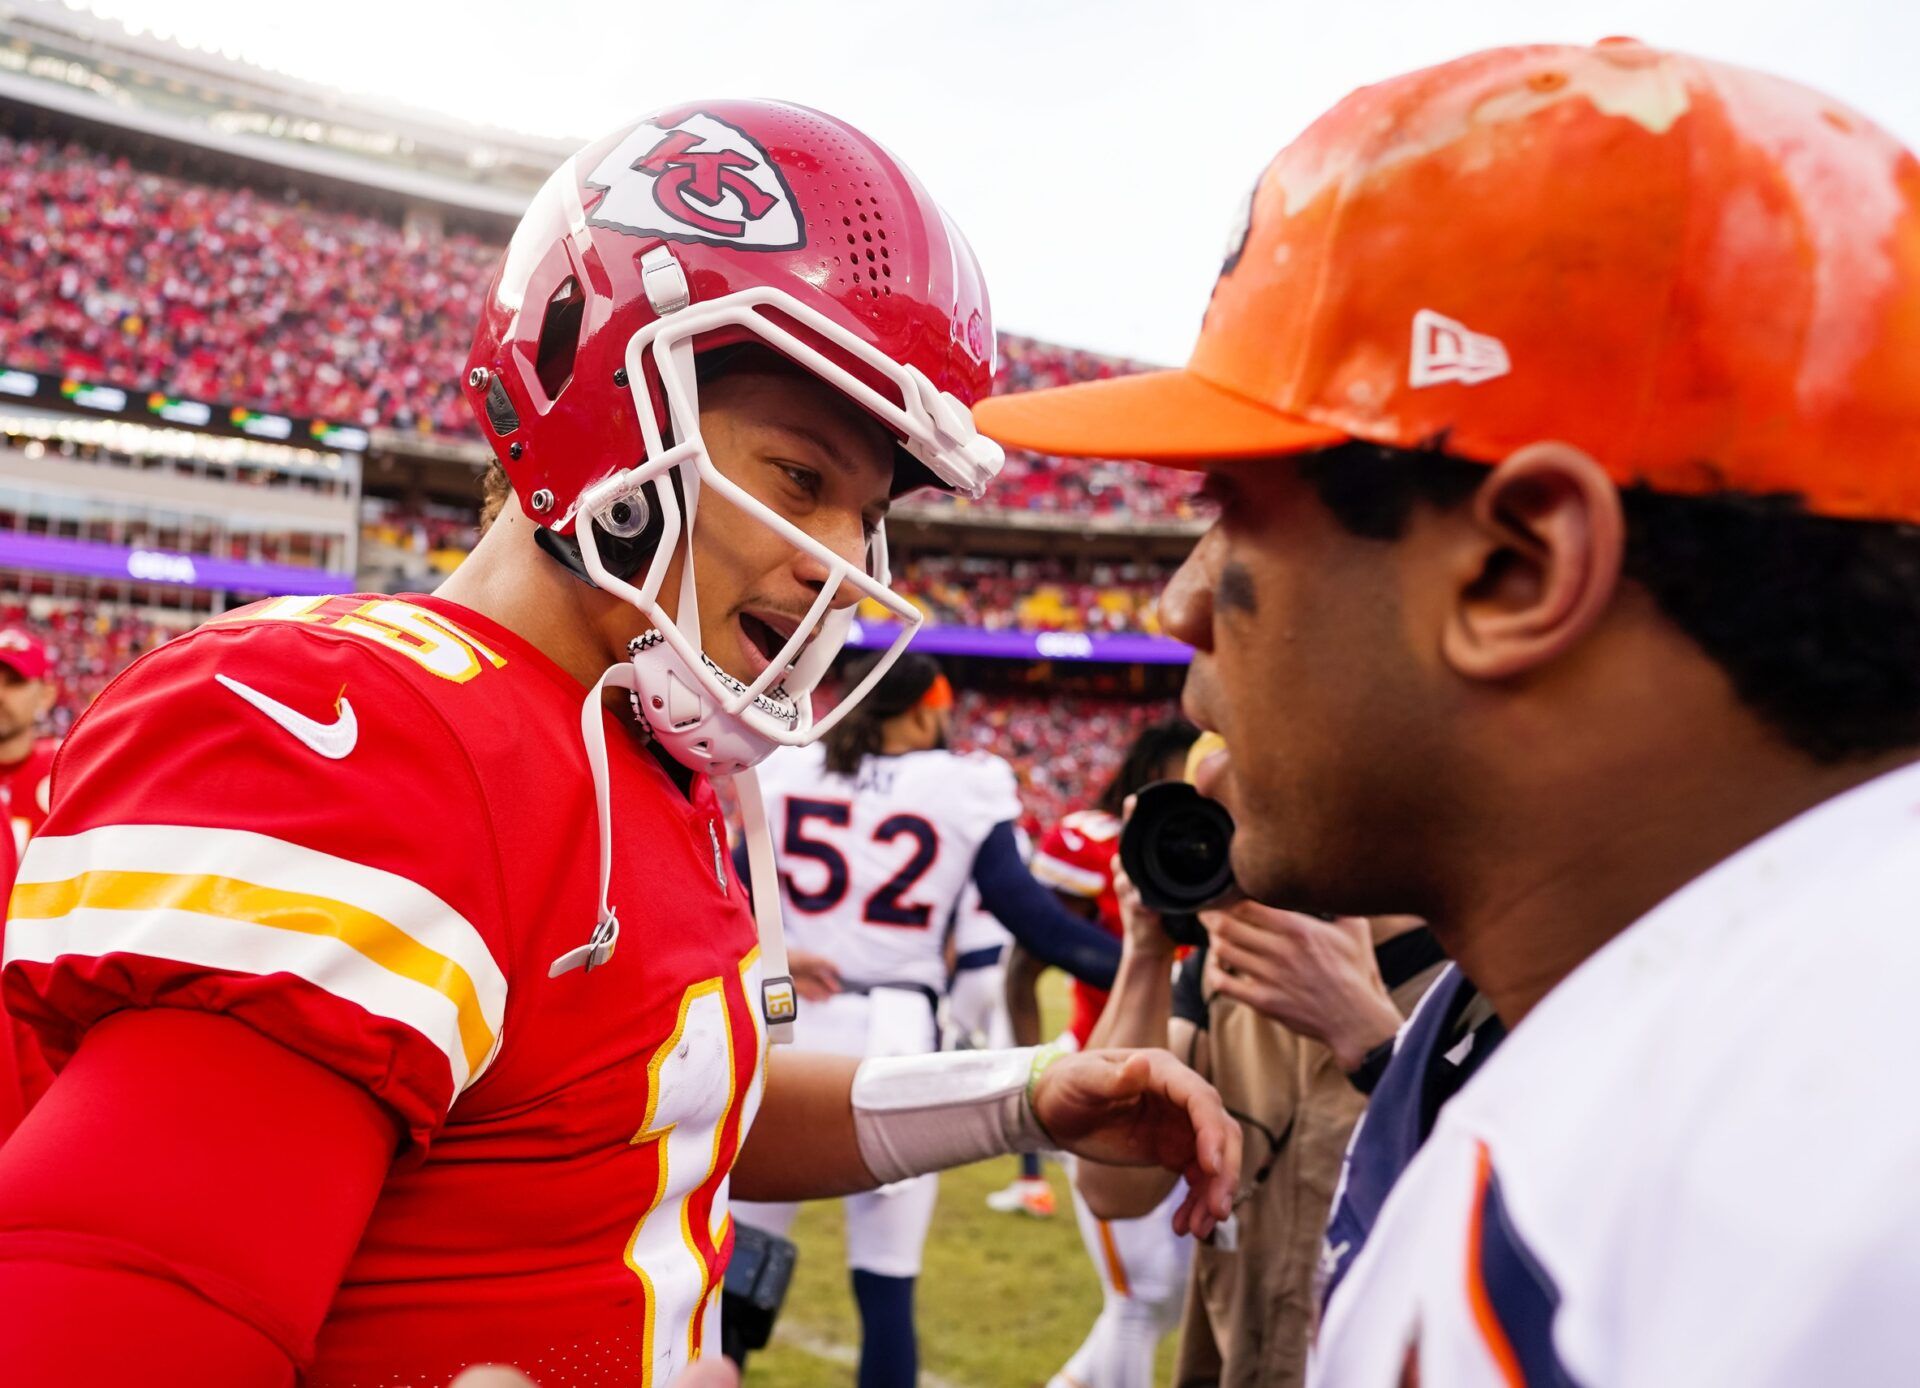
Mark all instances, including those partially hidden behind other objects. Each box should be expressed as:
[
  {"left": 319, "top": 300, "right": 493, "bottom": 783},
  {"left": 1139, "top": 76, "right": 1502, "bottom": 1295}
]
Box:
[
  {"left": 0, "top": 827, "right": 52, "bottom": 1142},
  {"left": 2, "top": 735, "right": 57, "bottom": 857},
  {"left": 2, "top": 594, "right": 767, "bottom": 1385},
  {"left": 0, "top": 738, "right": 54, "bottom": 1139},
  {"left": 1031, "top": 808, "right": 1122, "bottom": 1048}
]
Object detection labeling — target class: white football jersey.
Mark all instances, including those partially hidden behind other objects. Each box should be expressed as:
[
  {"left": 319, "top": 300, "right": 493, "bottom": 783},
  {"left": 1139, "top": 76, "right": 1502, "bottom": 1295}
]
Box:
[
  {"left": 756, "top": 743, "right": 1023, "bottom": 994},
  {"left": 949, "top": 879, "right": 1013, "bottom": 960},
  {"left": 1313, "top": 760, "right": 1920, "bottom": 1387},
  {"left": 949, "top": 823, "right": 1028, "bottom": 962}
]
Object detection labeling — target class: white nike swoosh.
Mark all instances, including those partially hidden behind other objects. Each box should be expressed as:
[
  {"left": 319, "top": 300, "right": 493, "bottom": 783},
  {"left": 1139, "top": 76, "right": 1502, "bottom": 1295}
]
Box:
[{"left": 216, "top": 673, "right": 358, "bottom": 760}]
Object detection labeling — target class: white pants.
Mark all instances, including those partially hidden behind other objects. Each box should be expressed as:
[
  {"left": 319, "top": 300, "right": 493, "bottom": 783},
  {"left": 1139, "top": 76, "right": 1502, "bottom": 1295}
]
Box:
[
  {"left": 1052, "top": 1172, "right": 1194, "bottom": 1388},
  {"left": 944, "top": 960, "right": 1013, "bottom": 1050},
  {"left": 734, "top": 988, "right": 940, "bottom": 1279}
]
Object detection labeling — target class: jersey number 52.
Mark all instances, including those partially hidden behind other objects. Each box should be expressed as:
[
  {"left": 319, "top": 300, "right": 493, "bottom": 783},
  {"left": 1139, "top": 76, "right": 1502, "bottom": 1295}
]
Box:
[{"left": 780, "top": 798, "right": 939, "bottom": 928}]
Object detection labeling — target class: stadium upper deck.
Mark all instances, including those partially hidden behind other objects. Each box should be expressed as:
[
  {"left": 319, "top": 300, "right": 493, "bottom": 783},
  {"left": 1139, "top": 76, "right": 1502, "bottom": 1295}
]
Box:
[
  {"left": 0, "top": 0, "right": 570, "bottom": 220},
  {"left": 0, "top": 3, "right": 1202, "bottom": 672}
]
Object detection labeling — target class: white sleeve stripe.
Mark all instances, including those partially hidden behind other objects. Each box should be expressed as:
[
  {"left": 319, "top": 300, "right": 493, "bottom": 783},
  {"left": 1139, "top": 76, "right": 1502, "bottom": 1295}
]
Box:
[
  {"left": 15, "top": 824, "right": 506, "bottom": 1030},
  {"left": 1030, "top": 852, "right": 1107, "bottom": 898},
  {"left": 4, "top": 907, "right": 493, "bottom": 1092}
]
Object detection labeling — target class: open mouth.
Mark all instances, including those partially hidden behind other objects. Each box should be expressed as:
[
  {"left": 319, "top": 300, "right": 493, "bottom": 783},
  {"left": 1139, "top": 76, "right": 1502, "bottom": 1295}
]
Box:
[{"left": 738, "top": 611, "right": 799, "bottom": 676}]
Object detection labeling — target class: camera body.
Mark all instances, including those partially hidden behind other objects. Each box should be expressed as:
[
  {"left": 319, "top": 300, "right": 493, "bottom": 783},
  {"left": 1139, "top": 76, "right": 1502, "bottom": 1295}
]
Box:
[
  {"left": 720, "top": 1222, "right": 798, "bottom": 1365},
  {"left": 1118, "top": 780, "right": 1240, "bottom": 946}
]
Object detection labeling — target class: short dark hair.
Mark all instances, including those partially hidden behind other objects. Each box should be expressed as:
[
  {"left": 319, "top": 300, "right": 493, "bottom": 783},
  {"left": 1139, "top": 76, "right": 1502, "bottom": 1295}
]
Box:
[
  {"left": 1095, "top": 718, "right": 1200, "bottom": 816},
  {"left": 1296, "top": 441, "right": 1920, "bottom": 763}
]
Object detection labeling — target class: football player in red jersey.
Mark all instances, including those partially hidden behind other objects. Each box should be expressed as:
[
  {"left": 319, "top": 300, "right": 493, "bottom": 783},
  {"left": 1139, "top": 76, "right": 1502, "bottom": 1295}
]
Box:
[
  {"left": 0, "top": 628, "right": 57, "bottom": 860},
  {"left": 0, "top": 102, "right": 1237, "bottom": 1388}
]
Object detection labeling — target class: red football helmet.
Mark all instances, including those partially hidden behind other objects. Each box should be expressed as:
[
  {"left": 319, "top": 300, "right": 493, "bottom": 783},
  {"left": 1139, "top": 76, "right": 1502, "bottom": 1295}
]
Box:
[{"left": 464, "top": 99, "right": 1002, "bottom": 777}]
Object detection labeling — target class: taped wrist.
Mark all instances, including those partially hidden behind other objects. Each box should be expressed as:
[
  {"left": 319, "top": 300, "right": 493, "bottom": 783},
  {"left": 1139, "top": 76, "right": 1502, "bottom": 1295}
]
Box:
[{"left": 851, "top": 1047, "right": 1051, "bottom": 1185}]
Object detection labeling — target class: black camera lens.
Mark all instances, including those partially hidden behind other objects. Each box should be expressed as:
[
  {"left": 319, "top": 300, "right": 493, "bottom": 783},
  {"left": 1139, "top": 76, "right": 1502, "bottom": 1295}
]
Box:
[{"left": 1119, "top": 781, "right": 1239, "bottom": 944}]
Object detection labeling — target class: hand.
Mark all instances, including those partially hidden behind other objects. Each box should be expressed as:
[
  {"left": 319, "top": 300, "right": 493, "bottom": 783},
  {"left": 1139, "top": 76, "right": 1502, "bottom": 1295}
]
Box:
[
  {"left": 787, "top": 948, "right": 842, "bottom": 1002},
  {"left": 451, "top": 1359, "right": 739, "bottom": 1387},
  {"left": 1031, "top": 1047, "right": 1241, "bottom": 1239},
  {"left": 1202, "top": 904, "right": 1403, "bottom": 1072},
  {"left": 672, "top": 1359, "right": 742, "bottom": 1387},
  {"left": 1112, "top": 852, "right": 1174, "bottom": 962}
]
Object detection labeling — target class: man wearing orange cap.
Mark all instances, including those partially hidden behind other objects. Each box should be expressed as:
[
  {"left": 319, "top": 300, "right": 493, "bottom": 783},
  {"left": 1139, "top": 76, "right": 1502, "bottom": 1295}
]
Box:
[{"left": 977, "top": 39, "right": 1920, "bottom": 1386}]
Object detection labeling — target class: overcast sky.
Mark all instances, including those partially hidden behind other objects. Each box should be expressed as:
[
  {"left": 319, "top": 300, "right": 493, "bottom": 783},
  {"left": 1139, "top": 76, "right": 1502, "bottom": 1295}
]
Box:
[{"left": 75, "top": 0, "right": 1919, "bottom": 364}]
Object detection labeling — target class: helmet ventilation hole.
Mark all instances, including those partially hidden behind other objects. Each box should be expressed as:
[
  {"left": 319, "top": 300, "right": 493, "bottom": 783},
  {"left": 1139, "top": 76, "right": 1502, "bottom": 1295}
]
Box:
[{"left": 534, "top": 276, "right": 585, "bottom": 403}]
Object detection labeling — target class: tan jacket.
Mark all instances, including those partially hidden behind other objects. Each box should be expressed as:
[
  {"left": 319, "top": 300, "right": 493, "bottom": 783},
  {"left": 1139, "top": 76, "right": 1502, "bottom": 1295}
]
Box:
[{"left": 1172, "top": 945, "right": 1444, "bottom": 1388}]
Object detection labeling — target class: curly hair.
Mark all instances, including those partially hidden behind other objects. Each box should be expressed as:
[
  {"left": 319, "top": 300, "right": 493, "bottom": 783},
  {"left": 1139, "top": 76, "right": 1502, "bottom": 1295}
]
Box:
[
  {"left": 1296, "top": 442, "right": 1920, "bottom": 763},
  {"left": 1094, "top": 718, "right": 1200, "bottom": 816},
  {"left": 478, "top": 459, "right": 512, "bottom": 535}
]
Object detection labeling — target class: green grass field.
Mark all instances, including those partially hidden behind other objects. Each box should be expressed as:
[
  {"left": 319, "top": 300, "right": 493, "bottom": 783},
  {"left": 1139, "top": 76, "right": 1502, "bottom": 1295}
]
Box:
[{"left": 744, "top": 976, "right": 1180, "bottom": 1386}]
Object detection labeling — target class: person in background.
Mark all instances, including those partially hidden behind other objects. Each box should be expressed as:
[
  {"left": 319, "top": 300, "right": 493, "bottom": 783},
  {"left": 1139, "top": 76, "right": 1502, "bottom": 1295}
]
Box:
[
  {"left": 0, "top": 629, "right": 56, "bottom": 1141},
  {"left": 734, "top": 652, "right": 1131, "bottom": 1388},
  {"left": 983, "top": 919, "right": 1054, "bottom": 1217},
  {"left": 1066, "top": 735, "right": 1443, "bottom": 1388},
  {"left": 942, "top": 860, "right": 1022, "bottom": 1052},
  {"left": 987, "top": 722, "right": 1198, "bottom": 1226},
  {"left": 1017, "top": 720, "right": 1201, "bottom": 1388},
  {"left": 0, "top": 629, "right": 58, "bottom": 861}
]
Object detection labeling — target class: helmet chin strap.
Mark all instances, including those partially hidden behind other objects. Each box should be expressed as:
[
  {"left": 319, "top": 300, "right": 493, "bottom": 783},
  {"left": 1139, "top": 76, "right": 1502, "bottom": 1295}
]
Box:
[
  {"left": 724, "top": 766, "right": 798, "bottom": 1044},
  {"left": 550, "top": 661, "right": 797, "bottom": 1044}
]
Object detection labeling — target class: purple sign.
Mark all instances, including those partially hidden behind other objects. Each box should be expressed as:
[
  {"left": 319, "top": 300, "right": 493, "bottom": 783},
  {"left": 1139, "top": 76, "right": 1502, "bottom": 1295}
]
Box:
[
  {"left": 845, "top": 619, "right": 1192, "bottom": 665},
  {"left": 0, "top": 531, "right": 346, "bottom": 597}
]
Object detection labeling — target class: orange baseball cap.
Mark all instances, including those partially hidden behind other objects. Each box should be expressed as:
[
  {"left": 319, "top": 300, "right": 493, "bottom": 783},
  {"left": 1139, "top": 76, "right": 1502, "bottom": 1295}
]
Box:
[{"left": 974, "top": 41, "right": 1920, "bottom": 523}]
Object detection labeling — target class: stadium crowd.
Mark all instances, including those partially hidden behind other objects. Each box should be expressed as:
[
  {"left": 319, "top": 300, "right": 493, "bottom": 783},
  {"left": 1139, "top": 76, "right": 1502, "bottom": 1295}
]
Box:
[
  {"left": 951, "top": 689, "right": 1179, "bottom": 829},
  {"left": 0, "top": 593, "right": 1171, "bottom": 830},
  {"left": 876, "top": 554, "right": 1172, "bottom": 633},
  {"left": 356, "top": 503, "right": 1176, "bottom": 635},
  {"left": 0, "top": 135, "right": 498, "bottom": 437},
  {"left": 0, "top": 597, "right": 196, "bottom": 738},
  {"left": 358, "top": 497, "right": 480, "bottom": 589},
  {"left": 0, "top": 132, "right": 1197, "bottom": 519}
]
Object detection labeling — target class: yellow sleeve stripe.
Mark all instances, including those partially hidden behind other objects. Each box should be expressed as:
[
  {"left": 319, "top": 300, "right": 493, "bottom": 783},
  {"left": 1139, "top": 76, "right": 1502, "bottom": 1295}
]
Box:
[
  {"left": 11, "top": 870, "right": 496, "bottom": 1078},
  {"left": 8, "top": 824, "right": 508, "bottom": 1093},
  {"left": 1031, "top": 851, "right": 1106, "bottom": 899}
]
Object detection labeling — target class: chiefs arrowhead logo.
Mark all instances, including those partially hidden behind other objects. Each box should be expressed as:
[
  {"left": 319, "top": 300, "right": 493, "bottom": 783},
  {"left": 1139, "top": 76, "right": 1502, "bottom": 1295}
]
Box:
[{"left": 585, "top": 113, "right": 804, "bottom": 250}]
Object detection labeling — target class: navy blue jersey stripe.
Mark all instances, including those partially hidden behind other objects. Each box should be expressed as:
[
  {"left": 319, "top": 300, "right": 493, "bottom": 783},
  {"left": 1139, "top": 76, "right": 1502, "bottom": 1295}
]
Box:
[{"left": 1476, "top": 1150, "right": 1582, "bottom": 1388}]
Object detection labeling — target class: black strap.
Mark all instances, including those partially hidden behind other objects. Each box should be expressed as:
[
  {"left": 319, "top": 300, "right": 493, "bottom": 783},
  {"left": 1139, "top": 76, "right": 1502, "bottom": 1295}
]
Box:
[{"left": 1374, "top": 926, "right": 1447, "bottom": 991}]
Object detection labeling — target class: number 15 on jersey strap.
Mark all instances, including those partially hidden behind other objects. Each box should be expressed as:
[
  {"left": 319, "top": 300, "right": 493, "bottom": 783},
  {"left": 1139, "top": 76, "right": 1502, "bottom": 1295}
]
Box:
[{"left": 625, "top": 951, "right": 767, "bottom": 1384}]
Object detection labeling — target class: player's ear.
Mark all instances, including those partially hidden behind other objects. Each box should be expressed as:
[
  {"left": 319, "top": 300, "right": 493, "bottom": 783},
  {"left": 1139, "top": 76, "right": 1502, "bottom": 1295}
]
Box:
[{"left": 1437, "top": 442, "right": 1626, "bottom": 683}]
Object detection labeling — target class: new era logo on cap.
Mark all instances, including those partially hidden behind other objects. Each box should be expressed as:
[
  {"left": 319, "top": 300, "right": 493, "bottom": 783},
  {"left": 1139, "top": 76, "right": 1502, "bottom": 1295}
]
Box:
[{"left": 1409, "top": 309, "right": 1511, "bottom": 389}]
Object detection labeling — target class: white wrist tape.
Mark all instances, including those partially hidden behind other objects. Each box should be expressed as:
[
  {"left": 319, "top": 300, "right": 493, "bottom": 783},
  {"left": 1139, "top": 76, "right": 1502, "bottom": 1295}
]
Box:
[{"left": 851, "top": 1047, "right": 1049, "bottom": 1186}]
